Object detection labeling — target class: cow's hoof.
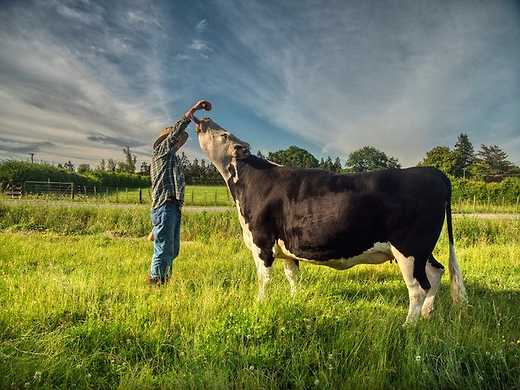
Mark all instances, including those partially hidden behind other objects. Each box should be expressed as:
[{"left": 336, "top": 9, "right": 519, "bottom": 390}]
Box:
[
  {"left": 402, "top": 317, "right": 420, "bottom": 327},
  {"left": 421, "top": 307, "right": 433, "bottom": 320}
]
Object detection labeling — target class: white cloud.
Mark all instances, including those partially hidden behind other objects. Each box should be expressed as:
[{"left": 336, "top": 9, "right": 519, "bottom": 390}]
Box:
[
  {"left": 0, "top": 2, "right": 201, "bottom": 164},
  {"left": 195, "top": 18, "right": 207, "bottom": 32},
  {"left": 205, "top": 1, "right": 520, "bottom": 165},
  {"left": 1, "top": 0, "right": 518, "bottom": 168},
  {"left": 189, "top": 39, "right": 210, "bottom": 52}
]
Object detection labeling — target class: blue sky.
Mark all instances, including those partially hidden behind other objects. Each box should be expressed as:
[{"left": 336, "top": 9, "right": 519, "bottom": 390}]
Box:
[{"left": 0, "top": 0, "right": 519, "bottom": 167}]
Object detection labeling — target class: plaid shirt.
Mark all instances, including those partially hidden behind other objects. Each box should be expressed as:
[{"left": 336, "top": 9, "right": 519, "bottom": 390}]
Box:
[{"left": 150, "top": 116, "right": 190, "bottom": 209}]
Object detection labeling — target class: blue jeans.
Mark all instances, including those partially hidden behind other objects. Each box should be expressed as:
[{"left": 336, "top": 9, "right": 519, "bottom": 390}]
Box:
[{"left": 150, "top": 201, "right": 181, "bottom": 282}]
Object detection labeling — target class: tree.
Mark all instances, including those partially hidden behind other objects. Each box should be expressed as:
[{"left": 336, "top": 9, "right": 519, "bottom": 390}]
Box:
[
  {"left": 472, "top": 144, "right": 514, "bottom": 178},
  {"left": 77, "top": 163, "right": 90, "bottom": 174},
  {"left": 179, "top": 152, "right": 190, "bottom": 170},
  {"left": 267, "top": 146, "right": 319, "bottom": 168},
  {"left": 345, "top": 146, "right": 400, "bottom": 173},
  {"left": 64, "top": 161, "right": 74, "bottom": 171},
  {"left": 333, "top": 157, "right": 343, "bottom": 173},
  {"left": 96, "top": 159, "right": 106, "bottom": 172},
  {"left": 324, "top": 157, "right": 334, "bottom": 172},
  {"left": 418, "top": 146, "right": 456, "bottom": 175},
  {"left": 106, "top": 159, "right": 116, "bottom": 172},
  {"left": 121, "top": 146, "right": 137, "bottom": 173},
  {"left": 452, "top": 133, "right": 474, "bottom": 177},
  {"left": 139, "top": 161, "right": 150, "bottom": 176}
]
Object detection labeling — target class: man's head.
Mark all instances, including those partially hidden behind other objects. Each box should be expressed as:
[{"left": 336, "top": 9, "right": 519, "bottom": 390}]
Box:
[{"left": 195, "top": 117, "right": 250, "bottom": 176}]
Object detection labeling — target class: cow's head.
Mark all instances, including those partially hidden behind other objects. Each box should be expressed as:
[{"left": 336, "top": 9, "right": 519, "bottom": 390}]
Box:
[{"left": 194, "top": 117, "right": 250, "bottom": 178}]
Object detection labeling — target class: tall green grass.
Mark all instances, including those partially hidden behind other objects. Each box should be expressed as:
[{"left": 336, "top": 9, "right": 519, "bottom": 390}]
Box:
[
  {"left": 0, "top": 203, "right": 240, "bottom": 241},
  {"left": 0, "top": 228, "right": 519, "bottom": 388},
  {"left": 1, "top": 203, "right": 519, "bottom": 246}
]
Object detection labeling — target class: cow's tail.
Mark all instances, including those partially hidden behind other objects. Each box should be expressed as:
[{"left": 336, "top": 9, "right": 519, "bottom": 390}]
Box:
[{"left": 446, "top": 188, "right": 468, "bottom": 304}]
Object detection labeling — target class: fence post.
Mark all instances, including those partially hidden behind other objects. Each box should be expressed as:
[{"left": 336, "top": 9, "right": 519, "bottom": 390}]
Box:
[
  {"left": 191, "top": 189, "right": 194, "bottom": 204},
  {"left": 214, "top": 189, "right": 217, "bottom": 205},
  {"left": 94, "top": 185, "right": 97, "bottom": 197},
  {"left": 139, "top": 188, "right": 142, "bottom": 204},
  {"left": 116, "top": 187, "right": 119, "bottom": 202},
  {"left": 70, "top": 183, "right": 74, "bottom": 200},
  {"left": 473, "top": 195, "right": 476, "bottom": 212},
  {"left": 516, "top": 195, "right": 519, "bottom": 212}
]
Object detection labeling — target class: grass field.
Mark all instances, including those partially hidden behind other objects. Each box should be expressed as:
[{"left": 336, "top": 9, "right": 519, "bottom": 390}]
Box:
[
  {"left": 0, "top": 206, "right": 519, "bottom": 388},
  {"left": 1, "top": 185, "right": 233, "bottom": 207}
]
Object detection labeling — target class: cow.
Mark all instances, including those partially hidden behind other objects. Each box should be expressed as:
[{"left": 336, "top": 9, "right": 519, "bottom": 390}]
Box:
[{"left": 193, "top": 116, "right": 467, "bottom": 324}]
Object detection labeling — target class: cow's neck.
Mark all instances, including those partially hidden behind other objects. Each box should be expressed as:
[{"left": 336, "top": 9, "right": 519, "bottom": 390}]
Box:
[{"left": 223, "top": 155, "right": 275, "bottom": 205}]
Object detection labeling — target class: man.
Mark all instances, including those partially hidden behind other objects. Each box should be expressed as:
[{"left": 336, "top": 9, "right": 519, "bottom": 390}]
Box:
[{"left": 148, "top": 99, "right": 212, "bottom": 286}]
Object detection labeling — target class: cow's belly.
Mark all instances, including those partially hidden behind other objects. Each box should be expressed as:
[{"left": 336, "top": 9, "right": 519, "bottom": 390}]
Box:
[{"left": 274, "top": 240, "right": 393, "bottom": 270}]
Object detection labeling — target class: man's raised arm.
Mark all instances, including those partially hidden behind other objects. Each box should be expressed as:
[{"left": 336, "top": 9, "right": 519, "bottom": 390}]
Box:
[{"left": 160, "top": 100, "right": 212, "bottom": 151}]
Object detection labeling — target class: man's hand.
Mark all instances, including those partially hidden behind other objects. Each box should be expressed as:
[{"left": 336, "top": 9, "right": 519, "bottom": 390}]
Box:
[
  {"left": 184, "top": 100, "right": 212, "bottom": 121},
  {"left": 193, "top": 100, "right": 212, "bottom": 111}
]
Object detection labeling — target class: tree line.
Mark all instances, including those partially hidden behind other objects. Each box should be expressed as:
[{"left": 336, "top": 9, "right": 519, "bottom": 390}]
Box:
[
  {"left": 418, "top": 134, "right": 519, "bottom": 180},
  {"left": 65, "top": 132, "right": 520, "bottom": 181},
  {"left": 2, "top": 132, "right": 518, "bottom": 190}
]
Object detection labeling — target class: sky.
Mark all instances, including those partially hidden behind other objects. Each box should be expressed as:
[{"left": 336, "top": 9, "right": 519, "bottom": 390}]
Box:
[{"left": 0, "top": 0, "right": 519, "bottom": 167}]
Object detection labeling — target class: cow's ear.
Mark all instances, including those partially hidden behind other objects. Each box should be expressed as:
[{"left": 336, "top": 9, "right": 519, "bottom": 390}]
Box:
[{"left": 233, "top": 144, "right": 250, "bottom": 159}]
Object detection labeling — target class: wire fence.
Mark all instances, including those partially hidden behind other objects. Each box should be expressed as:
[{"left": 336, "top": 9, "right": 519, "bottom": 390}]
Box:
[
  {"left": 1, "top": 180, "right": 519, "bottom": 211},
  {"left": 1, "top": 181, "right": 233, "bottom": 206}
]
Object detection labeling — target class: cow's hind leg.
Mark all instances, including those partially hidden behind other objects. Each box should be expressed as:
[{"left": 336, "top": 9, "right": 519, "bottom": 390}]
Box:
[
  {"left": 421, "top": 255, "right": 445, "bottom": 319},
  {"left": 390, "top": 245, "right": 429, "bottom": 324},
  {"left": 283, "top": 259, "right": 299, "bottom": 296}
]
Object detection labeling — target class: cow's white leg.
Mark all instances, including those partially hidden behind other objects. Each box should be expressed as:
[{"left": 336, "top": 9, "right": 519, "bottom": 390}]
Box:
[
  {"left": 283, "top": 259, "right": 299, "bottom": 296},
  {"left": 253, "top": 254, "right": 272, "bottom": 301},
  {"left": 391, "top": 246, "right": 427, "bottom": 324},
  {"left": 421, "top": 261, "right": 444, "bottom": 319}
]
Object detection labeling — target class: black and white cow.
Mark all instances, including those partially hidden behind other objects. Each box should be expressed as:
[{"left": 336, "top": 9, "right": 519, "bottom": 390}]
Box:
[{"left": 194, "top": 117, "right": 467, "bottom": 324}]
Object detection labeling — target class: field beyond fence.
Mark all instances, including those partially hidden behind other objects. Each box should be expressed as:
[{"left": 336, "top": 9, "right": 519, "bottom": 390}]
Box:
[
  {"left": 2, "top": 183, "right": 233, "bottom": 206},
  {"left": 2, "top": 181, "right": 520, "bottom": 213}
]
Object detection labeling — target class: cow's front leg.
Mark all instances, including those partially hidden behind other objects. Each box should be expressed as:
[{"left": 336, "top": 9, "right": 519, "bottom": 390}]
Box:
[
  {"left": 283, "top": 259, "right": 299, "bottom": 296},
  {"left": 252, "top": 250, "right": 273, "bottom": 301}
]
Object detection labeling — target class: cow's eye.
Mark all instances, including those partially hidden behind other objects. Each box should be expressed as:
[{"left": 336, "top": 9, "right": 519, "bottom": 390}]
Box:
[{"left": 221, "top": 133, "right": 228, "bottom": 140}]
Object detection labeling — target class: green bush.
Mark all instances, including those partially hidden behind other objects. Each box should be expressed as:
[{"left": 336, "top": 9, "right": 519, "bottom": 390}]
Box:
[
  {"left": 451, "top": 177, "right": 520, "bottom": 203},
  {"left": 0, "top": 161, "right": 96, "bottom": 188},
  {"left": 0, "top": 160, "right": 149, "bottom": 189}
]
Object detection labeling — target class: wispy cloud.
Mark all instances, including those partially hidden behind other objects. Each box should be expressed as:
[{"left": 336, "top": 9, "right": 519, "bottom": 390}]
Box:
[
  {"left": 0, "top": 136, "right": 55, "bottom": 154},
  {"left": 87, "top": 133, "right": 146, "bottom": 148},
  {"left": 195, "top": 18, "right": 207, "bottom": 32},
  {"left": 200, "top": 1, "right": 520, "bottom": 165},
  {"left": 0, "top": 0, "right": 202, "bottom": 163},
  {"left": 0, "top": 0, "right": 518, "bottom": 167},
  {"left": 189, "top": 39, "right": 209, "bottom": 52}
]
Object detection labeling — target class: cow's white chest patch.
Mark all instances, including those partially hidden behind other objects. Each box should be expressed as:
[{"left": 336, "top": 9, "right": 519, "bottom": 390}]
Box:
[
  {"left": 274, "top": 240, "right": 393, "bottom": 270},
  {"left": 235, "top": 200, "right": 257, "bottom": 253}
]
